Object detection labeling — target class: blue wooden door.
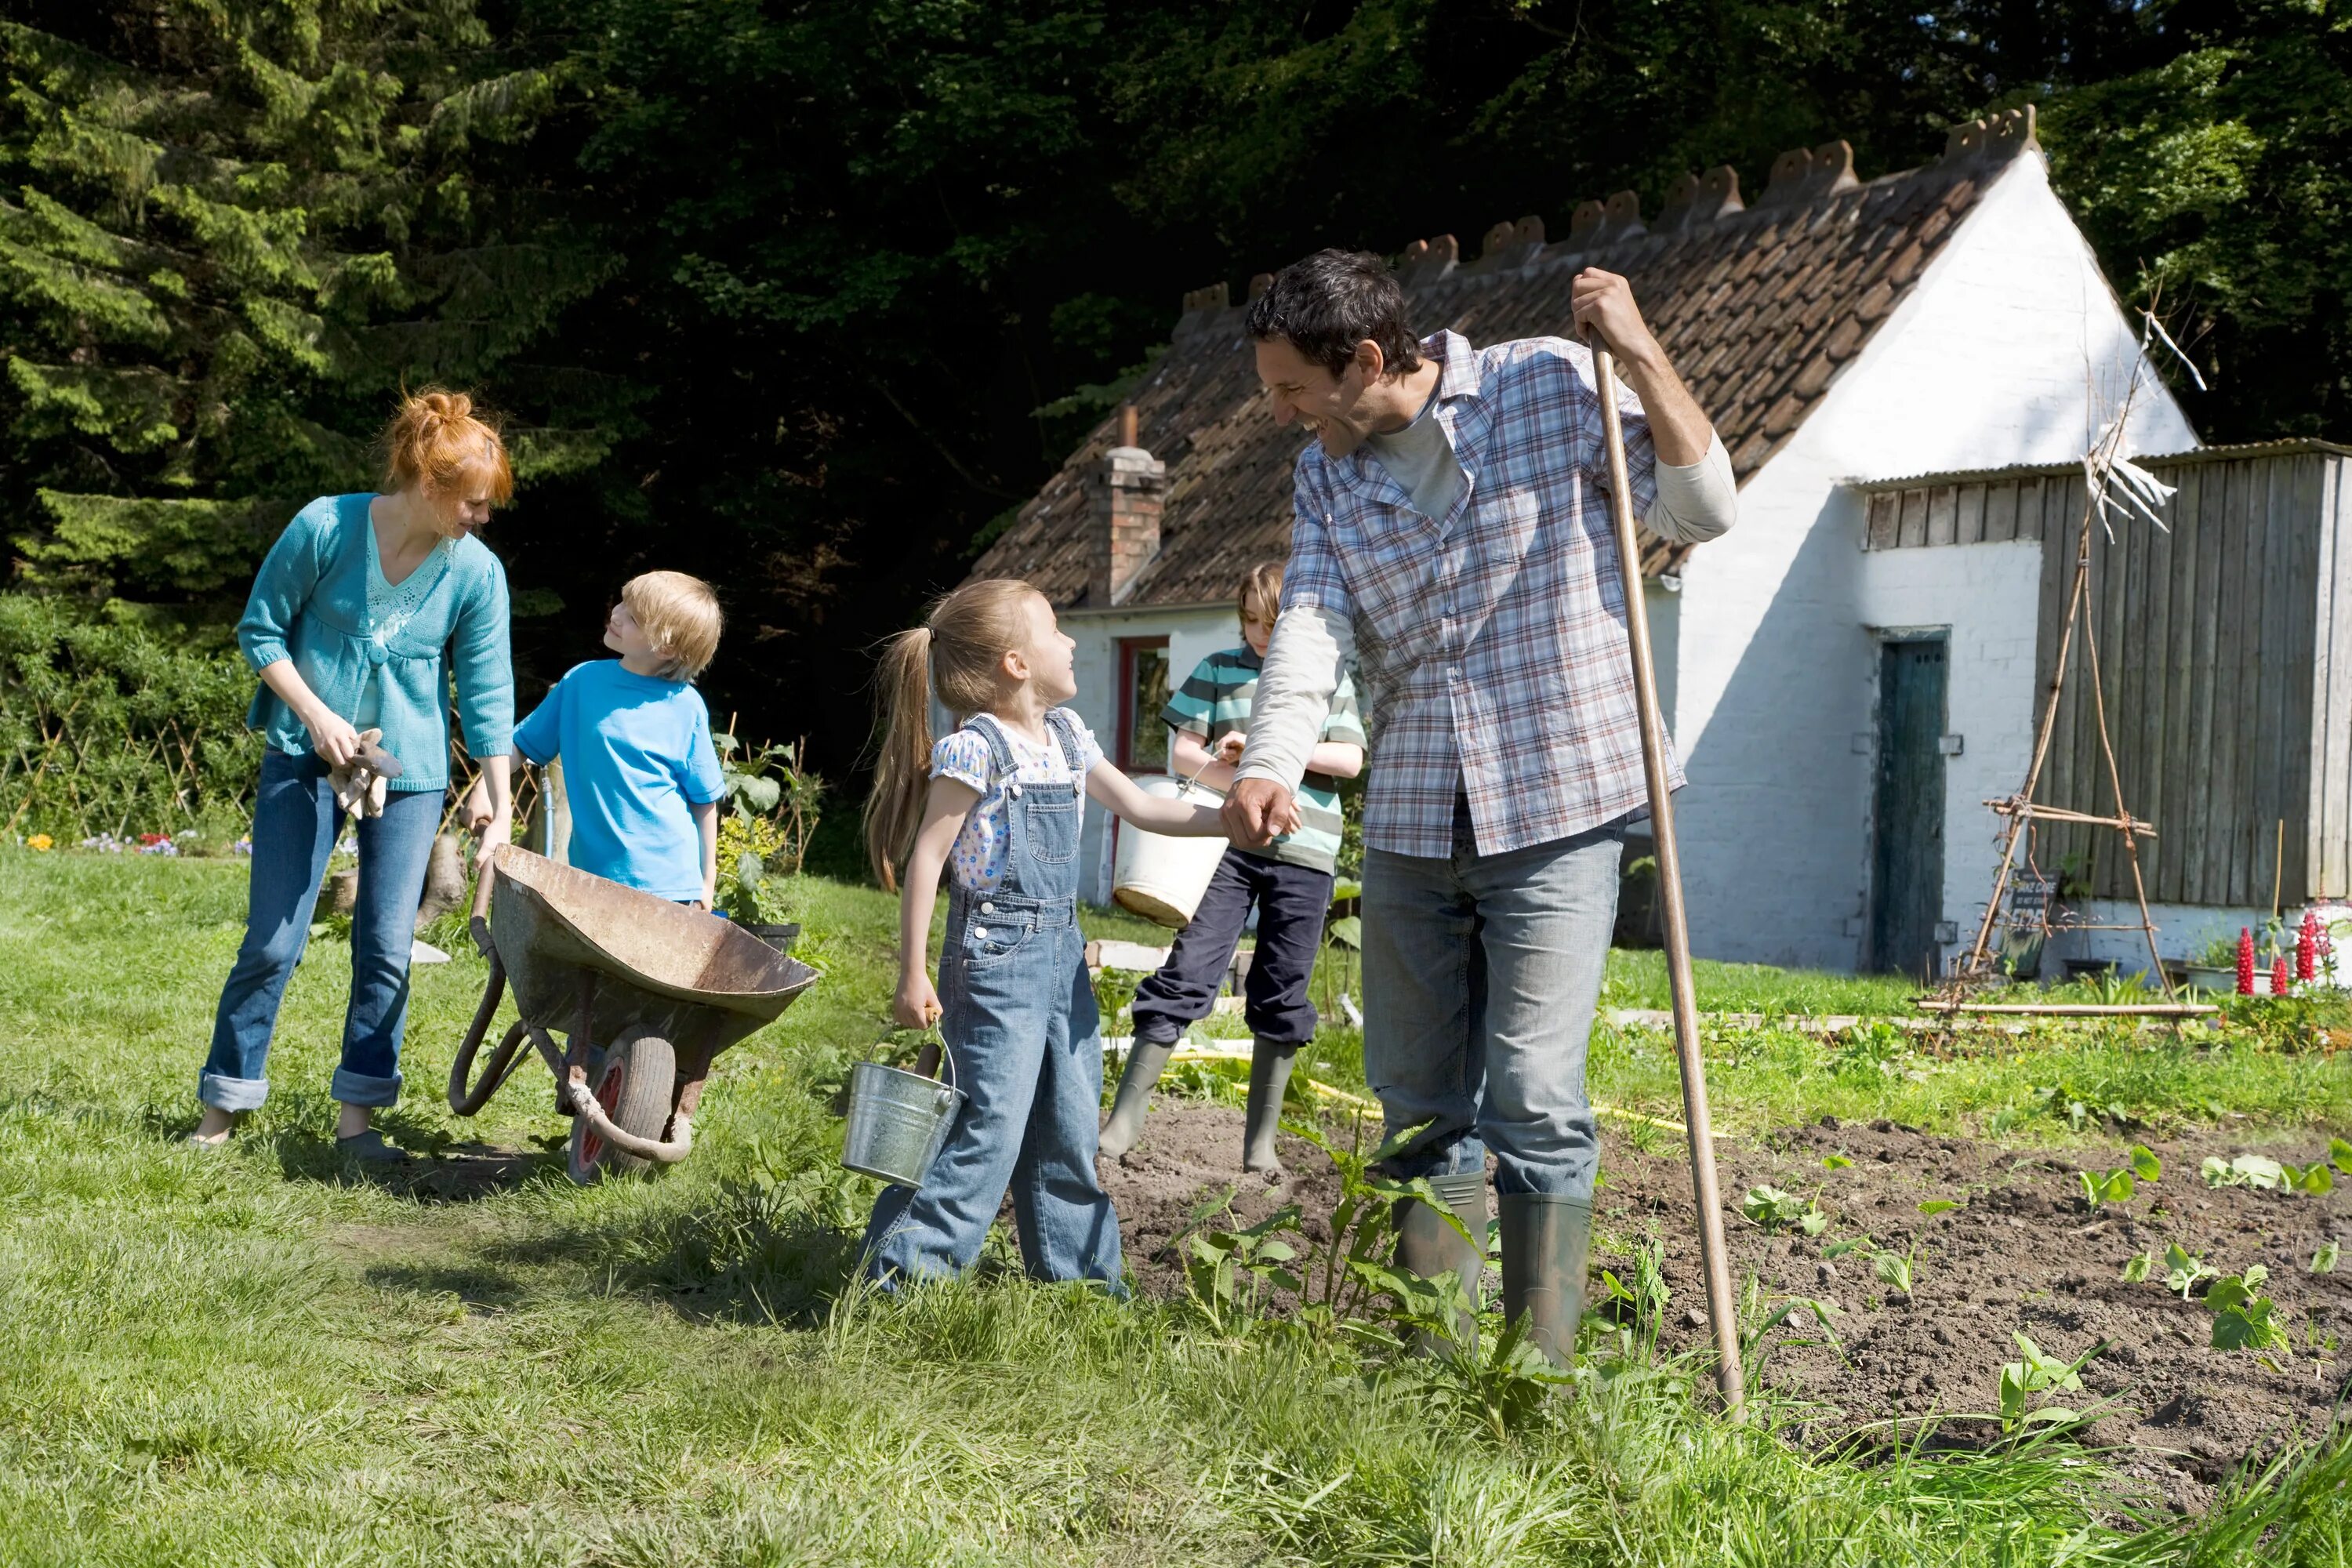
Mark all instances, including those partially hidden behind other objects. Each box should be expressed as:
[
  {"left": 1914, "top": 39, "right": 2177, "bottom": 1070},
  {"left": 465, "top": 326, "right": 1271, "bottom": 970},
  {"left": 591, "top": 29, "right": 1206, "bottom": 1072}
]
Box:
[{"left": 1868, "top": 638, "right": 1947, "bottom": 978}]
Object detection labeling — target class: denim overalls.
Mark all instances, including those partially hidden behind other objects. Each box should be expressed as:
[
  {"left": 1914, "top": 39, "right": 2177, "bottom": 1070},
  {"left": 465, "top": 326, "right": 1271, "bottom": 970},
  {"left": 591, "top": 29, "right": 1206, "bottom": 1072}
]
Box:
[{"left": 862, "top": 710, "right": 1123, "bottom": 1287}]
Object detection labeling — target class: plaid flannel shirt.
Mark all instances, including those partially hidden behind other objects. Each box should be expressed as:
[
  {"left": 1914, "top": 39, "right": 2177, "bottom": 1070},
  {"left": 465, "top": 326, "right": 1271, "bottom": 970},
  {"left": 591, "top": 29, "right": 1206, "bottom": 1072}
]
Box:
[{"left": 1281, "top": 329, "right": 1677, "bottom": 860}]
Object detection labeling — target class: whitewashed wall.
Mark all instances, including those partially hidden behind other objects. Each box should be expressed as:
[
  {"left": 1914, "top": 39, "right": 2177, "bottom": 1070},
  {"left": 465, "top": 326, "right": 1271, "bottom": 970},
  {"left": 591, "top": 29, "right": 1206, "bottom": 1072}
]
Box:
[
  {"left": 1668, "top": 151, "right": 2199, "bottom": 971},
  {"left": 1065, "top": 602, "right": 1240, "bottom": 901}
]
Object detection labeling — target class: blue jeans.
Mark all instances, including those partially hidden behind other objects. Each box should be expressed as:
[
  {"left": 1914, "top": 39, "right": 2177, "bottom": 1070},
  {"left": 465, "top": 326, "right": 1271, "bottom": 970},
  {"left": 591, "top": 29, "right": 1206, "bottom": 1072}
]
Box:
[
  {"left": 1360, "top": 811, "right": 1624, "bottom": 1200},
  {"left": 199, "top": 750, "right": 441, "bottom": 1112},
  {"left": 862, "top": 893, "right": 1122, "bottom": 1287}
]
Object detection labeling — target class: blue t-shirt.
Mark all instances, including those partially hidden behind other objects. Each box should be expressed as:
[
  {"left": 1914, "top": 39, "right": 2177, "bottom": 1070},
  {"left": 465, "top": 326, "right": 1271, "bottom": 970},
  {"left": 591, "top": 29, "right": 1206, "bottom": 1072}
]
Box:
[{"left": 514, "top": 660, "right": 726, "bottom": 901}]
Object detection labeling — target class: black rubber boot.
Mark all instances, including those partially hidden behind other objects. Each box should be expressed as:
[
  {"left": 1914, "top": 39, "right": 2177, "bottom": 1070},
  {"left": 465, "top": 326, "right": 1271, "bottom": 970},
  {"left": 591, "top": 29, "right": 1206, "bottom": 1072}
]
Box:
[
  {"left": 1098, "top": 1039, "right": 1175, "bottom": 1159},
  {"left": 1242, "top": 1039, "right": 1296, "bottom": 1172},
  {"left": 1498, "top": 1192, "right": 1593, "bottom": 1367},
  {"left": 1396, "top": 1170, "right": 1488, "bottom": 1352}
]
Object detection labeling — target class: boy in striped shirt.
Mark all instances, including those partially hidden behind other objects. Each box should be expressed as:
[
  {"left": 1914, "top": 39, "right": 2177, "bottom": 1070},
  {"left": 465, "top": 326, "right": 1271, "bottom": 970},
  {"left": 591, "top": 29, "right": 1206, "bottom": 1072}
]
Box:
[{"left": 1101, "top": 563, "right": 1366, "bottom": 1172}]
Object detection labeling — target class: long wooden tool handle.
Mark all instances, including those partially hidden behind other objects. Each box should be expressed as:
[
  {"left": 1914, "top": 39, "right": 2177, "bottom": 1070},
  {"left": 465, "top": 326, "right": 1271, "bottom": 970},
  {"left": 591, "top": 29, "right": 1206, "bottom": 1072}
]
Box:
[{"left": 1592, "top": 342, "right": 1747, "bottom": 1414}]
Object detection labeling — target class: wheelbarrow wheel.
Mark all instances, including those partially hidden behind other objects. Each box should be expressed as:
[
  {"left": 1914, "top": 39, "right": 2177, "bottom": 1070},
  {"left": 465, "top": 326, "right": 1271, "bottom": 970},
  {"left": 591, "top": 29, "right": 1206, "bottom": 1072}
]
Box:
[{"left": 566, "top": 1025, "right": 676, "bottom": 1185}]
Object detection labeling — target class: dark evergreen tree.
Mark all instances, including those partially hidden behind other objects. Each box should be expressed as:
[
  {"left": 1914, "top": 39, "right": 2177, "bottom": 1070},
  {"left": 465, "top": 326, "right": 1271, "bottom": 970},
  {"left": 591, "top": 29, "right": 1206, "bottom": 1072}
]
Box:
[{"left": 0, "top": 2, "right": 607, "bottom": 619}]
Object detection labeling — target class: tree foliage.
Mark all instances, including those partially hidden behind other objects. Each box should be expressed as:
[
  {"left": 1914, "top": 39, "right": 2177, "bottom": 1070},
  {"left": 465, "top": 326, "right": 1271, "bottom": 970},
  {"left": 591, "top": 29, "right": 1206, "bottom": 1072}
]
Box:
[
  {"left": 2, "top": 1, "right": 2346, "bottom": 771},
  {"left": 0, "top": 2, "right": 606, "bottom": 614}
]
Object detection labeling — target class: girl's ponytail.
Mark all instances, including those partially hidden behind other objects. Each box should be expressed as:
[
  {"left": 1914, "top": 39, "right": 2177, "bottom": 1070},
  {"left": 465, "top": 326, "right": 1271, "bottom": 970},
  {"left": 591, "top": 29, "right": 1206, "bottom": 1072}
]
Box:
[
  {"left": 864, "top": 626, "right": 937, "bottom": 891},
  {"left": 863, "top": 577, "right": 1041, "bottom": 891}
]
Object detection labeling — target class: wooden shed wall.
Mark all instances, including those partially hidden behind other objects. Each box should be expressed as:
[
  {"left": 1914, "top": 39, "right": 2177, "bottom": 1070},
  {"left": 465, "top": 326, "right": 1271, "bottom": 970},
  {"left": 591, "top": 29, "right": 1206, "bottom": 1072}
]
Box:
[{"left": 1864, "top": 449, "right": 2352, "bottom": 906}]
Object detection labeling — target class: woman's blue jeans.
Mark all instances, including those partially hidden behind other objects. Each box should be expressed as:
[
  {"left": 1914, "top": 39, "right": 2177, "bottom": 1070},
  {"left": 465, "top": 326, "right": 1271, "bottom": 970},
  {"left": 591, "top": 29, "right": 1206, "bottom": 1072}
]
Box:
[{"left": 198, "top": 750, "right": 441, "bottom": 1112}]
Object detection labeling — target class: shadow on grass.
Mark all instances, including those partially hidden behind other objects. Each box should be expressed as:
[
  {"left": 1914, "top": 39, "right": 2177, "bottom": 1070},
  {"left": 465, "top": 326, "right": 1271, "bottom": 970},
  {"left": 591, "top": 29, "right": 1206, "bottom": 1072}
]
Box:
[{"left": 263, "top": 1117, "right": 568, "bottom": 1203}]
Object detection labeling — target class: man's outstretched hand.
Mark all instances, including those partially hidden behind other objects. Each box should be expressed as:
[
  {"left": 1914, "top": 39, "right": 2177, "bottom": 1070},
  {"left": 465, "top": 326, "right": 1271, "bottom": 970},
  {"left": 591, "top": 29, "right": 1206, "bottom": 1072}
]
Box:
[{"left": 1221, "top": 776, "right": 1302, "bottom": 848}]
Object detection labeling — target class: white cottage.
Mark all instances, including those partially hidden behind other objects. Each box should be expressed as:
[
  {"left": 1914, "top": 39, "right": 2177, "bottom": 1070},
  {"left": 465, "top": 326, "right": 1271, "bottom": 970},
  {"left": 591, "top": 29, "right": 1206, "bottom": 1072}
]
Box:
[{"left": 970, "top": 108, "right": 2352, "bottom": 977}]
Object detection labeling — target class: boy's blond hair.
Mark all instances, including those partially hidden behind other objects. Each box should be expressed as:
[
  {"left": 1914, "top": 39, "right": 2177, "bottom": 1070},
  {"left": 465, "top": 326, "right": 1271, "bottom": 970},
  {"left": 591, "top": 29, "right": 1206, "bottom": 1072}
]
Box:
[
  {"left": 1238, "top": 561, "right": 1283, "bottom": 624},
  {"left": 622, "top": 571, "right": 723, "bottom": 680}
]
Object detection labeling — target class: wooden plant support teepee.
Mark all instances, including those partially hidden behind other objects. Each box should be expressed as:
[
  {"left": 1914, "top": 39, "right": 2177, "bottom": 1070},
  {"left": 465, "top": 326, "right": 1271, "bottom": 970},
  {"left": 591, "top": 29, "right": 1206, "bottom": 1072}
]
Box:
[{"left": 1958, "top": 398, "right": 2174, "bottom": 993}]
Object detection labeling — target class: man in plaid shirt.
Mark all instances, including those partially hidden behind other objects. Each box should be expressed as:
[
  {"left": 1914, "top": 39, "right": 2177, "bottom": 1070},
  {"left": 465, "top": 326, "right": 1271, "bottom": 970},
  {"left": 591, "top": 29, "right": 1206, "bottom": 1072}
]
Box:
[{"left": 1225, "top": 249, "right": 1737, "bottom": 1363}]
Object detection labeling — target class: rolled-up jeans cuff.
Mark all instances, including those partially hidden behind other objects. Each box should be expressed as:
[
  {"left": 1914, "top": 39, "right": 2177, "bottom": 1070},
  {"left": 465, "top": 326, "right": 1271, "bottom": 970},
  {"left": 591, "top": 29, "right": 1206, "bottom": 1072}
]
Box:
[
  {"left": 198, "top": 1071, "right": 269, "bottom": 1112},
  {"left": 329, "top": 1066, "right": 401, "bottom": 1108}
]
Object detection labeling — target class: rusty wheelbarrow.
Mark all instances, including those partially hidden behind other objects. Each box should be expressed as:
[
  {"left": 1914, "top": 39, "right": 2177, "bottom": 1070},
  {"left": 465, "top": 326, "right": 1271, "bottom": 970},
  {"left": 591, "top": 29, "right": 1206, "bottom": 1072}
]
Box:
[{"left": 448, "top": 845, "right": 820, "bottom": 1184}]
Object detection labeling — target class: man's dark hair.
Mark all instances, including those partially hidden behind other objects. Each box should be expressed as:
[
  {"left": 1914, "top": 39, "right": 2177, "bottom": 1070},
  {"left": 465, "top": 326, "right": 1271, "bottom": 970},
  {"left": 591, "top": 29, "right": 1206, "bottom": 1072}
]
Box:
[{"left": 1243, "top": 249, "right": 1422, "bottom": 379}]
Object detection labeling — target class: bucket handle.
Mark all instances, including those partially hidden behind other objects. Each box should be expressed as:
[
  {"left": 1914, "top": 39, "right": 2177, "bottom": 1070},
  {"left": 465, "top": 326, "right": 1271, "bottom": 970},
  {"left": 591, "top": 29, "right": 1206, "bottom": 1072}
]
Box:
[{"left": 897, "top": 1028, "right": 957, "bottom": 1094}]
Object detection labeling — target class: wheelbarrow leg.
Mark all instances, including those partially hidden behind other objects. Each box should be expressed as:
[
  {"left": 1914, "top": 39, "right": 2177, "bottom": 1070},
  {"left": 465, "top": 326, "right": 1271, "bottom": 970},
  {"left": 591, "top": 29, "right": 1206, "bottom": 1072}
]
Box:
[{"left": 558, "top": 970, "right": 595, "bottom": 1116}]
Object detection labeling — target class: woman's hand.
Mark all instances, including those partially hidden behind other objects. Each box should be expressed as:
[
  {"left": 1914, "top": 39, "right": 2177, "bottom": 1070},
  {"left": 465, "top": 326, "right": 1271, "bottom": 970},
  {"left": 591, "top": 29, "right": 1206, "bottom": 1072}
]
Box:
[
  {"left": 1215, "top": 731, "right": 1246, "bottom": 764},
  {"left": 460, "top": 776, "right": 495, "bottom": 833},
  {"left": 895, "top": 974, "right": 943, "bottom": 1030},
  {"left": 303, "top": 706, "right": 361, "bottom": 769},
  {"left": 477, "top": 810, "right": 512, "bottom": 851}
]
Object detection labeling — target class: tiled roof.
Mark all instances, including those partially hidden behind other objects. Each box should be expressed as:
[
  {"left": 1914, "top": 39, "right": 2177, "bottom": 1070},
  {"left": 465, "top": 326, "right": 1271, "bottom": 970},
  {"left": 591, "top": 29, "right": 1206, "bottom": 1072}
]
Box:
[{"left": 974, "top": 109, "right": 2042, "bottom": 609}]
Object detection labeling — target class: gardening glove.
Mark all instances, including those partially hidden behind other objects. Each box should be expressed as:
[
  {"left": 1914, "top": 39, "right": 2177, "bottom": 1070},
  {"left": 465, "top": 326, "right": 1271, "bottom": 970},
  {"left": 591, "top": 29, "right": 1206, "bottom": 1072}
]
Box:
[{"left": 328, "top": 728, "right": 401, "bottom": 818}]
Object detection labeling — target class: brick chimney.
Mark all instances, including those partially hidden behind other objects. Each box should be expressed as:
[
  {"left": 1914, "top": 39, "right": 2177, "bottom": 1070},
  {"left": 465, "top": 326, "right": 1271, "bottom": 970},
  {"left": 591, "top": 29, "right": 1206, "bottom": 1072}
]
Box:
[{"left": 1090, "top": 404, "right": 1164, "bottom": 607}]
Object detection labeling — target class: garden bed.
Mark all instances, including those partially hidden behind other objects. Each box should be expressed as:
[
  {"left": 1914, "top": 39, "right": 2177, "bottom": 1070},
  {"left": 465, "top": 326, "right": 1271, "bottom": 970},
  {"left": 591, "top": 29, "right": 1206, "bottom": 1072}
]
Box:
[{"left": 1094, "top": 1098, "right": 2351, "bottom": 1514}]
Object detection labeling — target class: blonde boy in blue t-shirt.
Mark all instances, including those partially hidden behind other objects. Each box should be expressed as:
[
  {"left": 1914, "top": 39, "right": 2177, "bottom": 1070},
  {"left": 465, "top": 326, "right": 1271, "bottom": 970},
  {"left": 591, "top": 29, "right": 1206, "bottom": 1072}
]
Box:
[{"left": 468, "top": 572, "right": 726, "bottom": 906}]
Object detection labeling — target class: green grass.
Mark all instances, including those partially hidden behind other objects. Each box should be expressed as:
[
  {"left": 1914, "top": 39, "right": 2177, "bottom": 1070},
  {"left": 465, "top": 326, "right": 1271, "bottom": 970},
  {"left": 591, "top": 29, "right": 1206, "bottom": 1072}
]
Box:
[{"left": 2, "top": 853, "right": 2349, "bottom": 1564}]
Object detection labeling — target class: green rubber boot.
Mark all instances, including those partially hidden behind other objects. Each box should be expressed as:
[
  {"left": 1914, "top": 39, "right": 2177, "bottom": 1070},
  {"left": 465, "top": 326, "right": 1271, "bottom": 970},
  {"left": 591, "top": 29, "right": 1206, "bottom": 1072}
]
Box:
[
  {"left": 1098, "top": 1039, "right": 1174, "bottom": 1160},
  {"left": 1498, "top": 1193, "right": 1593, "bottom": 1367},
  {"left": 1242, "top": 1039, "right": 1296, "bottom": 1172},
  {"left": 1396, "top": 1169, "right": 1489, "bottom": 1352}
]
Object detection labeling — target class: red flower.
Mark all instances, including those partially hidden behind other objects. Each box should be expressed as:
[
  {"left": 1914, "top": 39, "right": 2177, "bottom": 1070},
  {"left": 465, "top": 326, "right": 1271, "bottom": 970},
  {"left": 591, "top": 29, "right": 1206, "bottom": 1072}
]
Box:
[
  {"left": 2299, "top": 912, "right": 2321, "bottom": 982},
  {"left": 2274, "top": 956, "right": 2292, "bottom": 997},
  {"left": 2238, "top": 928, "right": 2256, "bottom": 996}
]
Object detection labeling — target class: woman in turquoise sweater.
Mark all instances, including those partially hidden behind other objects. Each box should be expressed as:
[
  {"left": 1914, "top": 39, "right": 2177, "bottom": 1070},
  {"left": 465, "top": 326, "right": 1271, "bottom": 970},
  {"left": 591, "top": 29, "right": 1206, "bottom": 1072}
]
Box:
[{"left": 191, "top": 391, "right": 517, "bottom": 1160}]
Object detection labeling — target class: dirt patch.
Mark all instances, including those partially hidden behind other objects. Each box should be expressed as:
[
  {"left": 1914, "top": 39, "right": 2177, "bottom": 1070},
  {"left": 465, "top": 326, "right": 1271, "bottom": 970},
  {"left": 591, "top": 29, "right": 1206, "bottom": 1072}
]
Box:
[
  {"left": 1095, "top": 1099, "right": 1345, "bottom": 1289},
  {"left": 1097, "top": 1097, "right": 2352, "bottom": 1512}
]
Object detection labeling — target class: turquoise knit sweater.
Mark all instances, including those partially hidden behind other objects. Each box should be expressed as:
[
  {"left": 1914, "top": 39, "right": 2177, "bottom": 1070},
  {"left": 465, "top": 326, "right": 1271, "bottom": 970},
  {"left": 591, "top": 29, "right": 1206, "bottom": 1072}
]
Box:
[{"left": 237, "top": 494, "right": 514, "bottom": 792}]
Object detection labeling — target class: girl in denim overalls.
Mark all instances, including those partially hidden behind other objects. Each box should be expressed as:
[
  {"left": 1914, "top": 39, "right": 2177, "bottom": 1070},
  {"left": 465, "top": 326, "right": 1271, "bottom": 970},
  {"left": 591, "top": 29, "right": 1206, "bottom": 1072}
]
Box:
[{"left": 860, "top": 579, "right": 1228, "bottom": 1285}]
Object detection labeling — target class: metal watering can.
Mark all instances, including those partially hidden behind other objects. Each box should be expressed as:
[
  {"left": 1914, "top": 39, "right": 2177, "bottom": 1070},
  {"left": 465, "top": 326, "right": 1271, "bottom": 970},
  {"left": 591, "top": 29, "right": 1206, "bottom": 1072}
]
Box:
[{"left": 841, "top": 1040, "right": 963, "bottom": 1187}]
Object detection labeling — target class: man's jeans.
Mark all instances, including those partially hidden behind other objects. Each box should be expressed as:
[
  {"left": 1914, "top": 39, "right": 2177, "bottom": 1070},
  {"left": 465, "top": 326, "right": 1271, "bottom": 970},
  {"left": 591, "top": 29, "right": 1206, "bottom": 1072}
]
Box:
[
  {"left": 1360, "top": 811, "right": 1624, "bottom": 1200},
  {"left": 199, "top": 750, "right": 441, "bottom": 1112}
]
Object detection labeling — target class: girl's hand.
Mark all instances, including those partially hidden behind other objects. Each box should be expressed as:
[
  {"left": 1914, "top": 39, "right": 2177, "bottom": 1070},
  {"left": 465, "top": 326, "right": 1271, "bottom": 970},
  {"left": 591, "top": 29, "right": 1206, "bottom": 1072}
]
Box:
[
  {"left": 895, "top": 975, "right": 943, "bottom": 1030},
  {"left": 306, "top": 706, "right": 361, "bottom": 769},
  {"left": 1214, "top": 731, "right": 1247, "bottom": 764}
]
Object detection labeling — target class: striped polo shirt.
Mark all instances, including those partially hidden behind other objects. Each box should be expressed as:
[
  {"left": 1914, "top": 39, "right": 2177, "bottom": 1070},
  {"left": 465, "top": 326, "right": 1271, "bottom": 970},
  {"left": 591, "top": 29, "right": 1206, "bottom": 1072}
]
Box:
[{"left": 1163, "top": 645, "right": 1364, "bottom": 874}]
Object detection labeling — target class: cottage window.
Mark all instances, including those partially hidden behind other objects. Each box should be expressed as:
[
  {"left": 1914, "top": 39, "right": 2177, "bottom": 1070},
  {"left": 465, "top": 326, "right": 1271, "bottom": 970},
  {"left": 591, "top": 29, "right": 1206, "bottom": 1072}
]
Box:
[{"left": 1116, "top": 637, "right": 1171, "bottom": 774}]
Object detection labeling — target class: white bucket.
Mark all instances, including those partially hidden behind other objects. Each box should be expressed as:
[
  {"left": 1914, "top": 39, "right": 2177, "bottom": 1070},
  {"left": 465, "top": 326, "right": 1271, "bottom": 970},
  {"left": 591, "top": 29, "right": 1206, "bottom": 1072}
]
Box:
[{"left": 1111, "top": 775, "right": 1227, "bottom": 929}]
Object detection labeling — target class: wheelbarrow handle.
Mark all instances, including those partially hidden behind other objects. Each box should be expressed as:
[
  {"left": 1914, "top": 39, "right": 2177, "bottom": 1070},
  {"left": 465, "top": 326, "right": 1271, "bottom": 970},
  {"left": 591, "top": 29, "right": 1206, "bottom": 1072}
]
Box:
[{"left": 446, "top": 951, "right": 512, "bottom": 1115}]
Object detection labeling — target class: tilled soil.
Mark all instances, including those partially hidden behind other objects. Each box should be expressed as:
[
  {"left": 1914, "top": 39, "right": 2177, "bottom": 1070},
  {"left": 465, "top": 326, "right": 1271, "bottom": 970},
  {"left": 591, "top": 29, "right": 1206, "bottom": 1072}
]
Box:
[{"left": 1093, "top": 1097, "right": 2352, "bottom": 1512}]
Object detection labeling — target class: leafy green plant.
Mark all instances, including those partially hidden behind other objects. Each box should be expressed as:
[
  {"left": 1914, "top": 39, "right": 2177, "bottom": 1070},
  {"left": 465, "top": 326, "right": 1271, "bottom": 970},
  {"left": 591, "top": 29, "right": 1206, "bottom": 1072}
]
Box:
[
  {"left": 2164, "top": 1242, "right": 2218, "bottom": 1301},
  {"left": 713, "top": 732, "right": 824, "bottom": 872},
  {"left": 2332, "top": 1138, "right": 2352, "bottom": 1176},
  {"left": 2205, "top": 1268, "right": 2288, "bottom": 1354},
  {"left": 2201, "top": 1152, "right": 2334, "bottom": 1194},
  {"left": 1740, "top": 1185, "right": 1828, "bottom": 1236},
  {"left": 1182, "top": 1207, "right": 1305, "bottom": 1339},
  {"left": 2120, "top": 1251, "right": 2154, "bottom": 1283},
  {"left": 1997, "top": 1332, "right": 2092, "bottom": 1434},
  {"left": 1871, "top": 1241, "right": 1920, "bottom": 1294},
  {"left": 2078, "top": 1167, "right": 2137, "bottom": 1208},
  {"left": 2313, "top": 1242, "right": 2340, "bottom": 1274},
  {"left": 1822, "top": 1153, "right": 1853, "bottom": 1171},
  {"left": 1917, "top": 1198, "right": 1962, "bottom": 1217}
]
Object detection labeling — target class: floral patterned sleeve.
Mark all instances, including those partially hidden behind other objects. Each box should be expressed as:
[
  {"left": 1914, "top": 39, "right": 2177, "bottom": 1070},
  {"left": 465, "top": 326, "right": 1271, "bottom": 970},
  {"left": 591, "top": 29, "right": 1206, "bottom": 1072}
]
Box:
[{"left": 930, "top": 730, "right": 991, "bottom": 794}]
